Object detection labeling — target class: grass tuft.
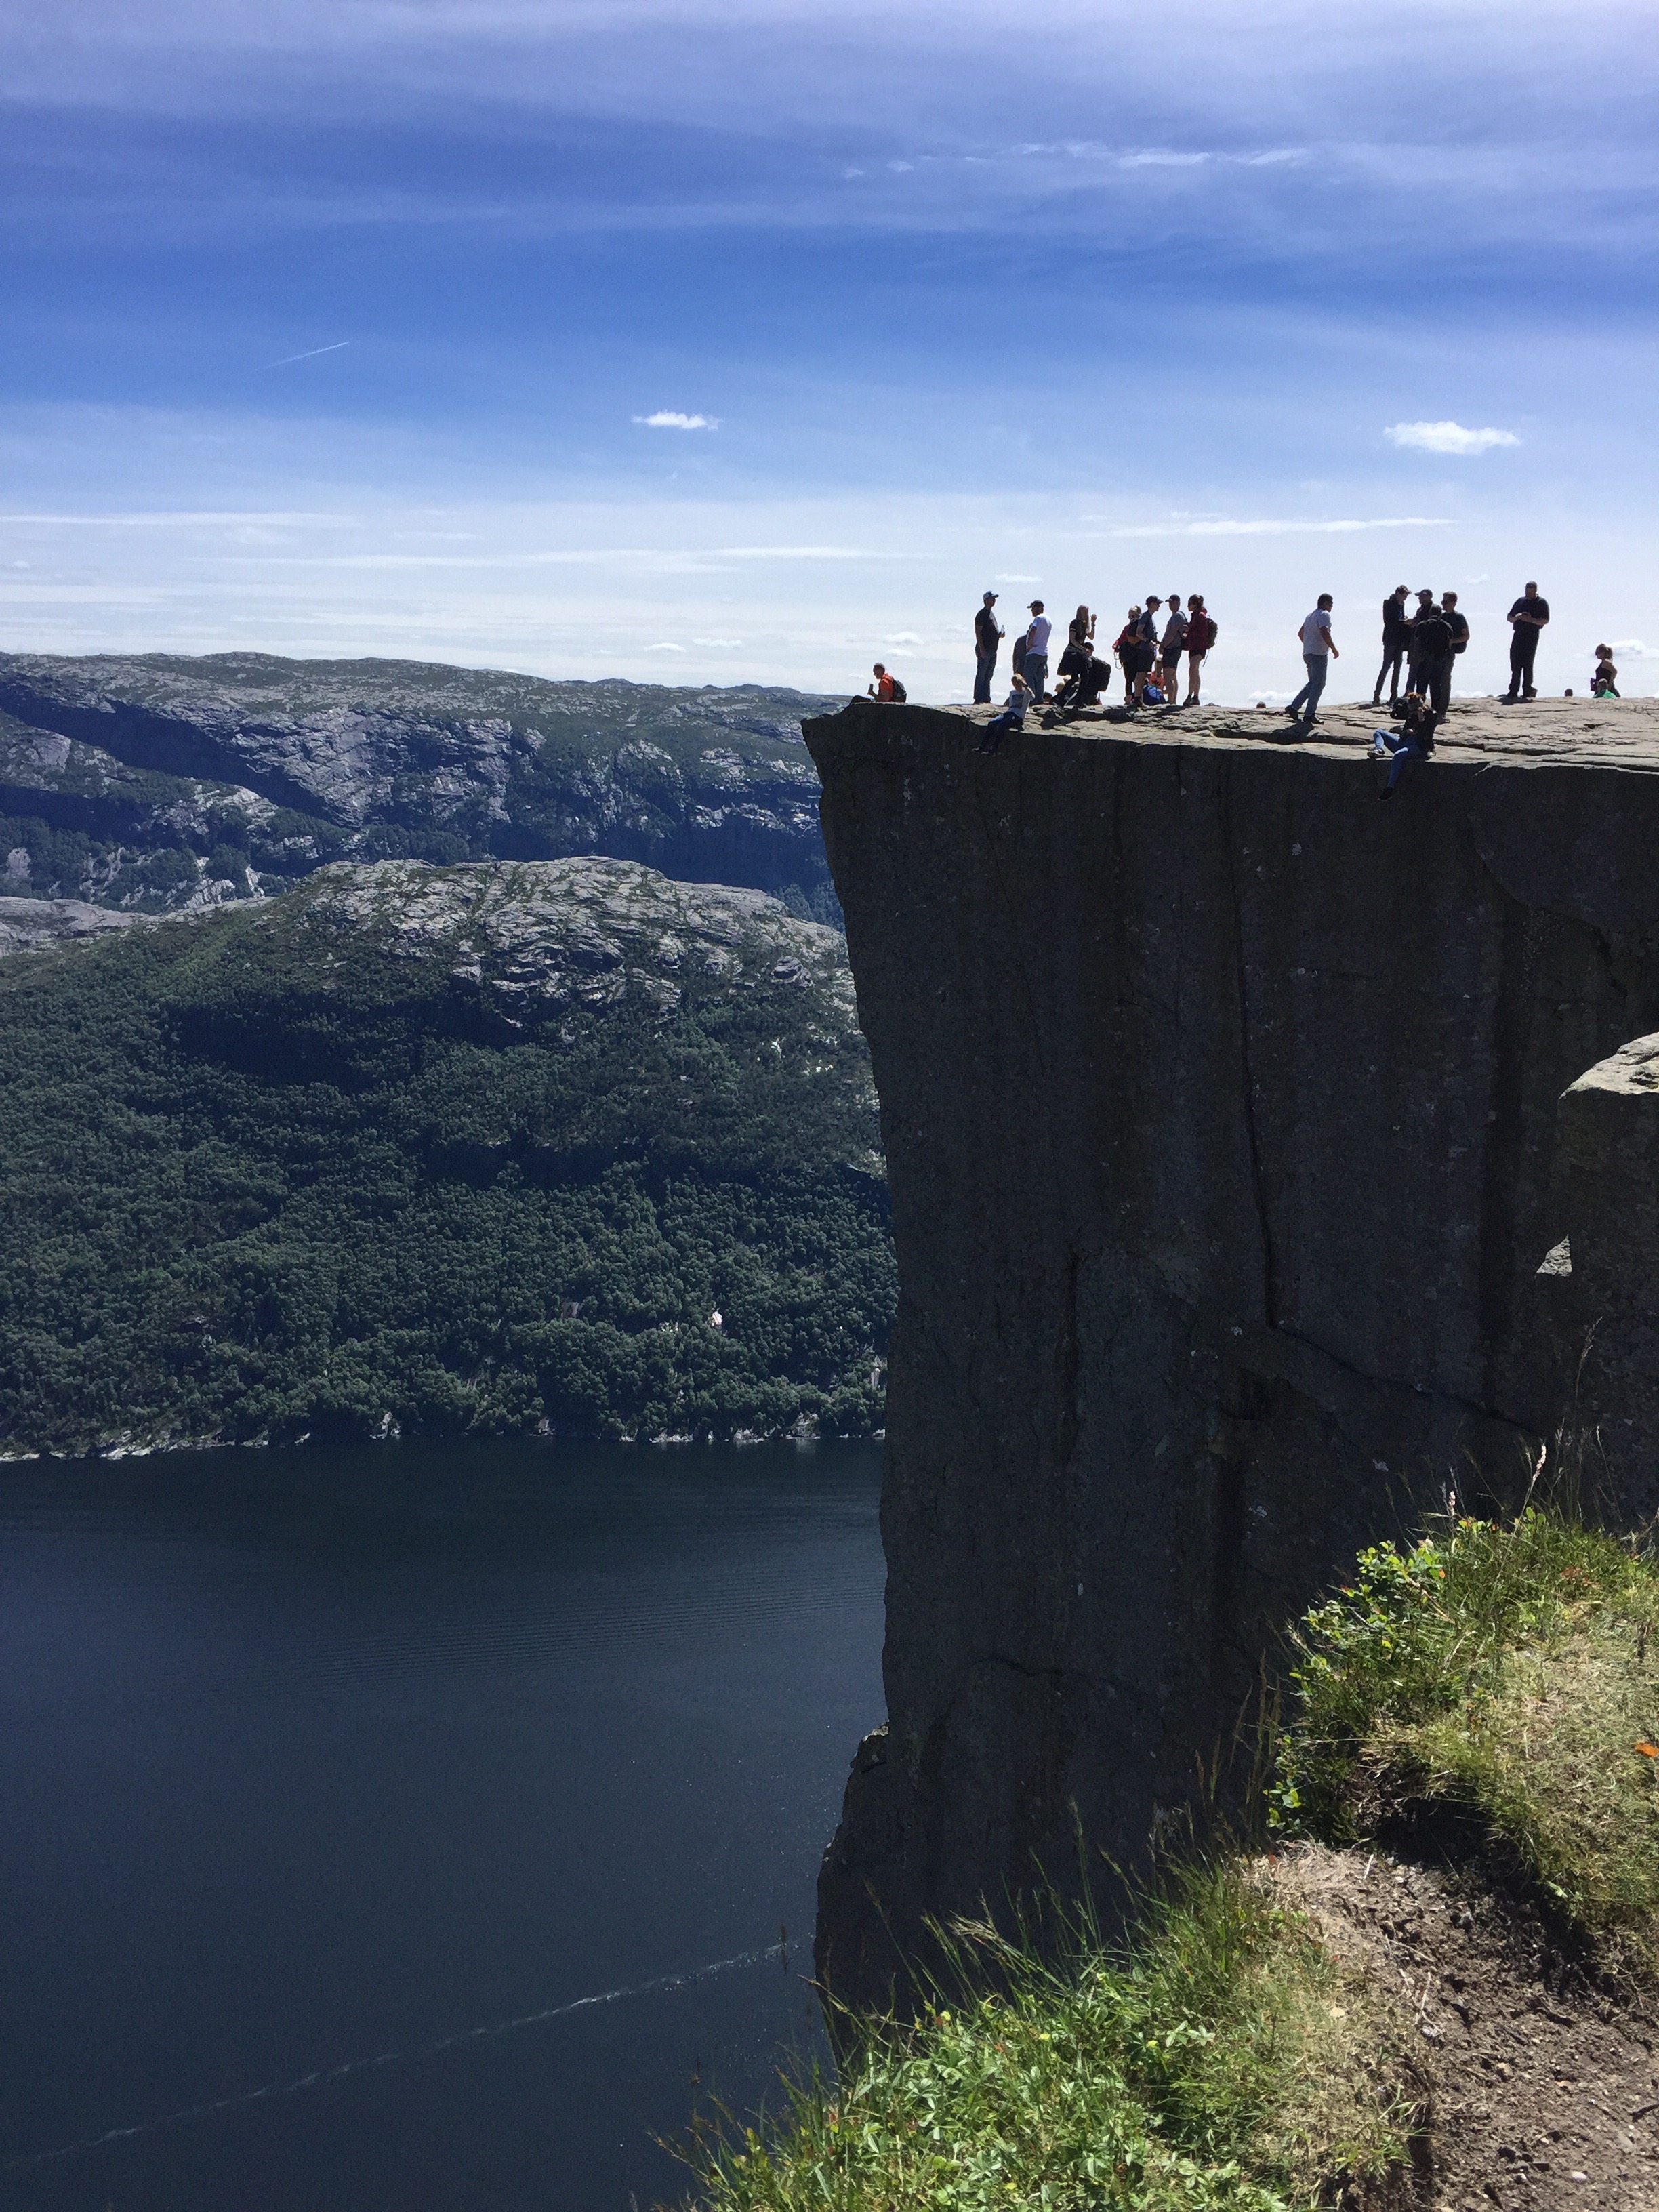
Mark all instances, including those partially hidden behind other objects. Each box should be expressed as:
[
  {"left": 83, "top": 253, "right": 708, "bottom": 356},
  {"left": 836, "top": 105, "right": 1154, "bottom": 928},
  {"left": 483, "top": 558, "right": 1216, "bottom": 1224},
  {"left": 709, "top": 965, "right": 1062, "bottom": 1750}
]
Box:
[
  {"left": 1270, "top": 1506, "right": 1659, "bottom": 1971},
  {"left": 678, "top": 1862, "right": 1410, "bottom": 2211}
]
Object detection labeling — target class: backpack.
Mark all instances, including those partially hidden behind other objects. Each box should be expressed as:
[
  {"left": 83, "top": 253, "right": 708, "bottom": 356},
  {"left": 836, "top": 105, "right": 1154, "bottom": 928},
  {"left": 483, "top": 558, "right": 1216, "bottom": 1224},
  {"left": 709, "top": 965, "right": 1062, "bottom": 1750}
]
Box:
[
  {"left": 1205, "top": 617, "right": 1219, "bottom": 649},
  {"left": 889, "top": 677, "right": 907, "bottom": 703}
]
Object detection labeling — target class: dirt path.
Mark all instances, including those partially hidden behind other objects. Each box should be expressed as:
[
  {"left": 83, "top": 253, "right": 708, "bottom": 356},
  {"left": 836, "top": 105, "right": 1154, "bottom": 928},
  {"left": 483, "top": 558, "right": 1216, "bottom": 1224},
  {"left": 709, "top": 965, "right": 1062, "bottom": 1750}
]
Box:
[{"left": 1271, "top": 1843, "right": 1659, "bottom": 2209}]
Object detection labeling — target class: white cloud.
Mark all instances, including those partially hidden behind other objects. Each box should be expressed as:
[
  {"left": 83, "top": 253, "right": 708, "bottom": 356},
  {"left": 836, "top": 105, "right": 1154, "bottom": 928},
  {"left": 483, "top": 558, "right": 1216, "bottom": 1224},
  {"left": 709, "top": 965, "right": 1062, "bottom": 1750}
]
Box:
[
  {"left": 1094, "top": 515, "right": 1450, "bottom": 537},
  {"left": 693, "top": 636, "right": 744, "bottom": 647},
  {"left": 884, "top": 630, "right": 922, "bottom": 644},
  {"left": 716, "top": 544, "right": 874, "bottom": 558},
  {"left": 1610, "top": 637, "right": 1654, "bottom": 657},
  {"left": 1384, "top": 420, "right": 1520, "bottom": 455},
  {"left": 644, "top": 640, "right": 685, "bottom": 652},
  {"left": 994, "top": 571, "right": 1042, "bottom": 582},
  {"left": 888, "top": 161, "right": 914, "bottom": 173},
  {"left": 633, "top": 411, "right": 718, "bottom": 430}
]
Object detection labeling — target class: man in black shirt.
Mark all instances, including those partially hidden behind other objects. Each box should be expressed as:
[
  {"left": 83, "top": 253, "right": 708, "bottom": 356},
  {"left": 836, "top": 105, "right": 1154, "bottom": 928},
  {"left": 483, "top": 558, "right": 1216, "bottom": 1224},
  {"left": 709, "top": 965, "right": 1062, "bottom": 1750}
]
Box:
[
  {"left": 1504, "top": 583, "right": 1549, "bottom": 701},
  {"left": 1372, "top": 584, "right": 1411, "bottom": 708},
  {"left": 1433, "top": 590, "right": 1469, "bottom": 716},
  {"left": 1410, "top": 600, "right": 1454, "bottom": 716},
  {"left": 973, "top": 592, "right": 1004, "bottom": 704},
  {"left": 1399, "top": 588, "right": 1437, "bottom": 708}
]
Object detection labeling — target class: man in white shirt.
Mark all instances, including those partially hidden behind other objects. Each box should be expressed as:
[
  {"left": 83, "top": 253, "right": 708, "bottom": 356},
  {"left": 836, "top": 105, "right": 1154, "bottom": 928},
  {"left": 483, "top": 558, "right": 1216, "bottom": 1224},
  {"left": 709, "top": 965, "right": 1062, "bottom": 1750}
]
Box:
[
  {"left": 1023, "top": 601, "right": 1052, "bottom": 703},
  {"left": 1286, "top": 594, "right": 1339, "bottom": 726}
]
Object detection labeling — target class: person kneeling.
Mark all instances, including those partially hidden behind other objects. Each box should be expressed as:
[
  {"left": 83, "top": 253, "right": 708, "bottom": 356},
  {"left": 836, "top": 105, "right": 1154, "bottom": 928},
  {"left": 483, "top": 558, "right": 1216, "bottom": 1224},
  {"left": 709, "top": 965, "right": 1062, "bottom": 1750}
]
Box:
[
  {"left": 1371, "top": 691, "right": 1438, "bottom": 798},
  {"left": 978, "top": 674, "right": 1032, "bottom": 752}
]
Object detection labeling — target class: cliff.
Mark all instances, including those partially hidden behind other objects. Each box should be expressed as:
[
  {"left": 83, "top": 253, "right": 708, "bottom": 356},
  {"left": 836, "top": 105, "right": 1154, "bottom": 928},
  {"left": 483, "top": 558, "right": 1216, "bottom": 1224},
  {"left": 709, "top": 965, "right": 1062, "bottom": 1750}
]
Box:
[
  {"left": 0, "top": 654, "right": 840, "bottom": 917},
  {"left": 806, "top": 693, "right": 1659, "bottom": 2009}
]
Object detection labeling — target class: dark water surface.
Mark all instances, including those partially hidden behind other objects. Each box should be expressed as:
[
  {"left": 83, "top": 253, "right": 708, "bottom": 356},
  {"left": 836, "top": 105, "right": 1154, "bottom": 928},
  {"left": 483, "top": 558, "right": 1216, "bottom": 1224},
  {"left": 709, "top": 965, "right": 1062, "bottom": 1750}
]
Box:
[{"left": 0, "top": 1438, "right": 885, "bottom": 2211}]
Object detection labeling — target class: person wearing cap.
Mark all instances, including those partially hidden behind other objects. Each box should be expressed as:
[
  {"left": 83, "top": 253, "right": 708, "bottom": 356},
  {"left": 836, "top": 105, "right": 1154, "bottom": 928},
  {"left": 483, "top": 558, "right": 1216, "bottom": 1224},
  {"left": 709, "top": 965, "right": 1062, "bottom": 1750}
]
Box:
[
  {"left": 1023, "top": 601, "right": 1052, "bottom": 703},
  {"left": 973, "top": 592, "right": 1004, "bottom": 704},
  {"left": 1372, "top": 585, "right": 1411, "bottom": 710},
  {"left": 1399, "top": 588, "right": 1437, "bottom": 710}
]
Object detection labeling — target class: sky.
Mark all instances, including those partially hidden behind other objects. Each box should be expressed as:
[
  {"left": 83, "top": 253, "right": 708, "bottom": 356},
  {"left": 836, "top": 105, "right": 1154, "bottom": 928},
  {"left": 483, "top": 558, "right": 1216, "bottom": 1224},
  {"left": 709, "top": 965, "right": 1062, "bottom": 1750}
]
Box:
[{"left": 1, "top": 0, "right": 1656, "bottom": 704}]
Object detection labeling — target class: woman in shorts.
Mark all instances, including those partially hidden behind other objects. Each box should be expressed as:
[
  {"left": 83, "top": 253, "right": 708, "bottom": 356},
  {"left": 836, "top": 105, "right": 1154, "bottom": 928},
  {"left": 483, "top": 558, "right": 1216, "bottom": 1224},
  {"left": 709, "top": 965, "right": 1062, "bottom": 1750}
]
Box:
[
  {"left": 1159, "top": 596, "right": 1188, "bottom": 705},
  {"left": 1184, "top": 594, "right": 1211, "bottom": 706}
]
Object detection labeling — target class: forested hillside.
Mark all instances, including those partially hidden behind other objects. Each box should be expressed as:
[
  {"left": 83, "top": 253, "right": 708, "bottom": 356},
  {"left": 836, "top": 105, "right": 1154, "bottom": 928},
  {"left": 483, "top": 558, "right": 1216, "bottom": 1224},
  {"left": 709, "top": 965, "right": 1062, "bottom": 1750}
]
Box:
[
  {"left": 0, "top": 654, "right": 841, "bottom": 922},
  {"left": 0, "top": 859, "right": 892, "bottom": 1455}
]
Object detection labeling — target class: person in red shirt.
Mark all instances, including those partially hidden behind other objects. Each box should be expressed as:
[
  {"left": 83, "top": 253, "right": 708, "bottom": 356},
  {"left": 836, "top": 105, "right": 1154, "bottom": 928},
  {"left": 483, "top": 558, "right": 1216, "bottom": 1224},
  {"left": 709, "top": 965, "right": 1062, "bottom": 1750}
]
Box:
[{"left": 867, "top": 663, "right": 896, "bottom": 702}]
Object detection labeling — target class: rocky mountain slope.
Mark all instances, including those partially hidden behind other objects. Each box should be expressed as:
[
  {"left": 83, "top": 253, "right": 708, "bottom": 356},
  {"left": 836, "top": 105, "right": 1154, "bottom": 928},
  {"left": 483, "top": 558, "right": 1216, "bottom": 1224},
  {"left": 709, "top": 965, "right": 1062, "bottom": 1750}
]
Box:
[
  {"left": 0, "top": 653, "right": 840, "bottom": 920},
  {"left": 0, "top": 856, "right": 891, "bottom": 1455}
]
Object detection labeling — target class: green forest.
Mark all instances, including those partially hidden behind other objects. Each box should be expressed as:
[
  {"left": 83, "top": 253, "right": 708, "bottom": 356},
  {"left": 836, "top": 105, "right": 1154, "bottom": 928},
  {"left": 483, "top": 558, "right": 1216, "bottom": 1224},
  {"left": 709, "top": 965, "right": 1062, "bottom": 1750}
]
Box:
[{"left": 0, "top": 863, "right": 893, "bottom": 1454}]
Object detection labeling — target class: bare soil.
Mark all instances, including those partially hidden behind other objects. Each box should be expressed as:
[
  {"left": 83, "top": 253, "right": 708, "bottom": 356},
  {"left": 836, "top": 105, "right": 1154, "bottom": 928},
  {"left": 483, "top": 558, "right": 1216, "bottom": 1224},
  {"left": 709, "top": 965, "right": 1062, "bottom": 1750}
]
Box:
[{"left": 1270, "top": 1842, "right": 1659, "bottom": 2209}]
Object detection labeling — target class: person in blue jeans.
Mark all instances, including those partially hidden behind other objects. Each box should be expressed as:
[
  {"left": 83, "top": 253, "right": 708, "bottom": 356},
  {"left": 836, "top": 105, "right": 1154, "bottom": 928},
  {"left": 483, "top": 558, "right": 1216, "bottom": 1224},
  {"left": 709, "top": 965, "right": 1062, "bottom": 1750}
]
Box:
[
  {"left": 1286, "top": 594, "right": 1339, "bottom": 725},
  {"left": 977, "top": 674, "right": 1031, "bottom": 753},
  {"left": 1372, "top": 691, "right": 1438, "bottom": 796}
]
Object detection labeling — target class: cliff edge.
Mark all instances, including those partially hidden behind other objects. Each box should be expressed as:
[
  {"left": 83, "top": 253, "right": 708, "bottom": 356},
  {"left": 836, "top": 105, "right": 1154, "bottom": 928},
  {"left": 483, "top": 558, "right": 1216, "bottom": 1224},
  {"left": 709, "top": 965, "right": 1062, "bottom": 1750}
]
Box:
[{"left": 806, "top": 695, "right": 1659, "bottom": 2010}]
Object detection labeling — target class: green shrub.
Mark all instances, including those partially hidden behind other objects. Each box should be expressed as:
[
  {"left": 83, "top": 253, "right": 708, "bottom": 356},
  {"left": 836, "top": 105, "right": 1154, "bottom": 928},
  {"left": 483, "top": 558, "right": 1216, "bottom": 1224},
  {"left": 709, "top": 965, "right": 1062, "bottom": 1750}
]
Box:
[
  {"left": 1271, "top": 1508, "right": 1659, "bottom": 1969},
  {"left": 684, "top": 1864, "right": 1409, "bottom": 2212}
]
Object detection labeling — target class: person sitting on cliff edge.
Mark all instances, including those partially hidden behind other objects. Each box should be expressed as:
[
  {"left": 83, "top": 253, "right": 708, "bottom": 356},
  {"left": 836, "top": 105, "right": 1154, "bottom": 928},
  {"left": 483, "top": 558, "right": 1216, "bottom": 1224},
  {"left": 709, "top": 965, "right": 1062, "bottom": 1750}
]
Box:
[
  {"left": 867, "top": 662, "right": 907, "bottom": 703},
  {"left": 1371, "top": 689, "right": 1438, "bottom": 796},
  {"left": 977, "top": 673, "right": 1031, "bottom": 753}
]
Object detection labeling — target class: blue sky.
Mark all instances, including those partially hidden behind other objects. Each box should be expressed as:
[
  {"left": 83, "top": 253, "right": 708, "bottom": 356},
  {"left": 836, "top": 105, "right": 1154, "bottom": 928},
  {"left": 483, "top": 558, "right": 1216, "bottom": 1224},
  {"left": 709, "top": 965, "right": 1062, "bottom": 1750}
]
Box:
[{"left": 2, "top": 0, "right": 1656, "bottom": 702}]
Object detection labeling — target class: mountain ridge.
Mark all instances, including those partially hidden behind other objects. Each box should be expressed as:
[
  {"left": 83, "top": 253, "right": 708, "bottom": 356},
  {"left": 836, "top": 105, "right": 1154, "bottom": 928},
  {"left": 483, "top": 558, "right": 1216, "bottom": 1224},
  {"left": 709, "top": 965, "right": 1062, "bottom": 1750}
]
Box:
[{"left": 0, "top": 651, "right": 842, "bottom": 921}]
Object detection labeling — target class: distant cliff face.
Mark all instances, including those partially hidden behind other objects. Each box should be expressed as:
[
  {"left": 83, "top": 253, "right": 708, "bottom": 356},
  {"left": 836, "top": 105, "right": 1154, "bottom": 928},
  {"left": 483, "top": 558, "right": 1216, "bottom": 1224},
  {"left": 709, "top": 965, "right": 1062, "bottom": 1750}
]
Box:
[
  {"left": 0, "top": 654, "right": 840, "bottom": 918},
  {"left": 806, "top": 697, "right": 1659, "bottom": 2011}
]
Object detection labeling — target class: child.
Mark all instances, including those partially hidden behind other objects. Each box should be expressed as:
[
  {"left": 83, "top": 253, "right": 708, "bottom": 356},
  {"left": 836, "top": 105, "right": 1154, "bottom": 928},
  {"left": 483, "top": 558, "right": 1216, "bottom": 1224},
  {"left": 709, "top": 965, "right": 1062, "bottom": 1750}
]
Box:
[
  {"left": 977, "top": 674, "right": 1031, "bottom": 753},
  {"left": 1370, "top": 691, "right": 1438, "bottom": 798},
  {"left": 1593, "top": 645, "right": 1620, "bottom": 698}
]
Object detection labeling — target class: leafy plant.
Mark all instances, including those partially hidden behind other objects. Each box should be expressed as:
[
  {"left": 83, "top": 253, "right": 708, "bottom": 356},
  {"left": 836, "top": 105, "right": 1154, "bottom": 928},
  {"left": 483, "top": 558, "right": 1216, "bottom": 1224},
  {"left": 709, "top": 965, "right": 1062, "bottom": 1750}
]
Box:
[
  {"left": 682, "top": 1863, "right": 1409, "bottom": 2212},
  {"left": 1271, "top": 1506, "right": 1659, "bottom": 1970}
]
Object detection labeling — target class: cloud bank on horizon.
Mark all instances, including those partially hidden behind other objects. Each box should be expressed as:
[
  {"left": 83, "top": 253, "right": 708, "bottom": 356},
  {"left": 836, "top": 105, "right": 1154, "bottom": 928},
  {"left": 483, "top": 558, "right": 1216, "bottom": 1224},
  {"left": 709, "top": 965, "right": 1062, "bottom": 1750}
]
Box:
[{"left": 0, "top": 0, "right": 1654, "bottom": 699}]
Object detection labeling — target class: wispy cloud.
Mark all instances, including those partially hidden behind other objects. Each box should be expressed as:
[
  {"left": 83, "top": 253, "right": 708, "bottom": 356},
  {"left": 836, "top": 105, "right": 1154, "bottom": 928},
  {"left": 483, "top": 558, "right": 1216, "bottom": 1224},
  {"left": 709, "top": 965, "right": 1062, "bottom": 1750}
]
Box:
[
  {"left": 0, "top": 510, "right": 350, "bottom": 526},
  {"left": 1385, "top": 420, "right": 1520, "bottom": 455},
  {"left": 715, "top": 545, "right": 875, "bottom": 559},
  {"left": 633, "top": 410, "right": 718, "bottom": 429},
  {"left": 1610, "top": 638, "right": 1654, "bottom": 657},
  {"left": 1093, "top": 516, "right": 1451, "bottom": 537},
  {"left": 644, "top": 640, "right": 685, "bottom": 651}
]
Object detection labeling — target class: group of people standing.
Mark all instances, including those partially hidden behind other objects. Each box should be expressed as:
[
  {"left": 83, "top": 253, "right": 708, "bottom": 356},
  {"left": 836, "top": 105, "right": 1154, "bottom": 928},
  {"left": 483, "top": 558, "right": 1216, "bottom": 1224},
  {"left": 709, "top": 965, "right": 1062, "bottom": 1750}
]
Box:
[
  {"left": 1286, "top": 579, "right": 1562, "bottom": 732},
  {"left": 861, "top": 573, "right": 1605, "bottom": 748},
  {"left": 972, "top": 591, "right": 1217, "bottom": 726}
]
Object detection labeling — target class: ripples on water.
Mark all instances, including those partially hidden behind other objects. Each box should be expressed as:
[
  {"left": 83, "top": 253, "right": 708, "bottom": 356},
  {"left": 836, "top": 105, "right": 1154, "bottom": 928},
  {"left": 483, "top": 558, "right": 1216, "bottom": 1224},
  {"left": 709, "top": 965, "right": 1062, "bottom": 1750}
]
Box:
[{"left": 0, "top": 1437, "right": 886, "bottom": 2212}]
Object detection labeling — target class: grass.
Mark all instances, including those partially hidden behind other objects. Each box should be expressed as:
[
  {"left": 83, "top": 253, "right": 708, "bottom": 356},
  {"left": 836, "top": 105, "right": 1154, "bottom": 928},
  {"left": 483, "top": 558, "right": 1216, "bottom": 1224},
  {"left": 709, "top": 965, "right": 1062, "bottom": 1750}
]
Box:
[
  {"left": 682, "top": 1864, "right": 1411, "bottom": 2212},
  {"left": 677, "top": 1499, "right": 1659, "bottom": 2210},
  {"left": 1269, "top": 1503, "right": 1659, "bottom": 1973}
]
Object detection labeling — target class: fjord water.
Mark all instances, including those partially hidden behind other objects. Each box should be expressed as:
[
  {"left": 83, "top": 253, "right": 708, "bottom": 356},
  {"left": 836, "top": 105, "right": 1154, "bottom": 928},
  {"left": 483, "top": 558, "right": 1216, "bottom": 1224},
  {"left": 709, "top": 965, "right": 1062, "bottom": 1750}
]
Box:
[{"left": 0, "top": 1439, "right": 884, "bottom": 2211}]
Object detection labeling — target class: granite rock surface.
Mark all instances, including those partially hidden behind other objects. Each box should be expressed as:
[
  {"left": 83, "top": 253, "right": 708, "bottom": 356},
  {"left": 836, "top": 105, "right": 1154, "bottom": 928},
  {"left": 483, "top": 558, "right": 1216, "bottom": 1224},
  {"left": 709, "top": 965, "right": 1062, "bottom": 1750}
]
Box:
[{"left": 806, "top": 694, "right": 1659, "bottom": 2010}]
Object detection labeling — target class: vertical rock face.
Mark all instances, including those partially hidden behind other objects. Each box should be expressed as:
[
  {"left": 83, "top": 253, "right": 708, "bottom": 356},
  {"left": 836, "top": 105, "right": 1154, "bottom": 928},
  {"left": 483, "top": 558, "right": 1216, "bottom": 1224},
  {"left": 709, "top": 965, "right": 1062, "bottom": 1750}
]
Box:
[
  {"left": 806, "top": 701, "right": 1659, "bottom": 2011},
  {"left": 1556, "top": 1032, "right": 1659, "bottom": 1519}
]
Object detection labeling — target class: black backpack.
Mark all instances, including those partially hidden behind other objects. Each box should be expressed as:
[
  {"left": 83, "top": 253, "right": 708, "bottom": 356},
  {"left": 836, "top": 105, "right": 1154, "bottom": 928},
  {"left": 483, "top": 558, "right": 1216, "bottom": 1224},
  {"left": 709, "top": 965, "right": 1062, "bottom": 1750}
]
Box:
[
  {"left": 889, "top": 677, "right": 907, "bottom": 703},
  {"left": 1205, "top": 616, "right": 1218, "bottom": 648}
]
